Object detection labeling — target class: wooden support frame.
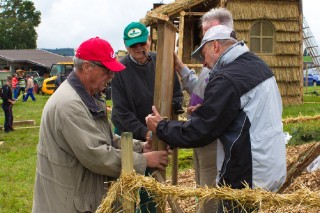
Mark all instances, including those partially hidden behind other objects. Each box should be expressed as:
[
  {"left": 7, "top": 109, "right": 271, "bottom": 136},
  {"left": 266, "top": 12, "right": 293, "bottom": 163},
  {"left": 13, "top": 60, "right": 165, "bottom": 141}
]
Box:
[
  {"left": 153, "top": 20, "right": 178, "bottom": 213},
  {"left": 121, "top": 132, "right": 134, "bottom": 212}
]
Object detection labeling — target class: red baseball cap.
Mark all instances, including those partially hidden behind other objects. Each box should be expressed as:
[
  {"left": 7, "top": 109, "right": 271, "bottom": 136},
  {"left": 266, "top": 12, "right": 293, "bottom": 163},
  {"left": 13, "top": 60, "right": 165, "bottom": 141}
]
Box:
[{"left": 75, "top": 37, "right": 125, "bottom": 72}]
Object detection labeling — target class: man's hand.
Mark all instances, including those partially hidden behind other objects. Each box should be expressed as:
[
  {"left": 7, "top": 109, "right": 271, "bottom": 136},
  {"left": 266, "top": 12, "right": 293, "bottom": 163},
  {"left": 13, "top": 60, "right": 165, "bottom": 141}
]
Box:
[
  {"left": 187, "top": 104, "right": 201, "bottom": 114},
  {"left": 145, "top": 106, "right": 162, "bottom": 133},
  {"left": 143, "top": 151, "right": 169, "bottom": 171},
  {"left": 173, "top": 52, "right": 186, "bottom": 76},
  {"left": 143, "top": 133, "right": 153, "bottom": 153}
]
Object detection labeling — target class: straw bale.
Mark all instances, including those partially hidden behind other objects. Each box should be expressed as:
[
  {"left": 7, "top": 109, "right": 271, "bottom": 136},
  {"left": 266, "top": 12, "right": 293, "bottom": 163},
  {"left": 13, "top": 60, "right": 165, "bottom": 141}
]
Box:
[
  {"left": 274, "top": 42, "right": 301, "bottom": 55},
  {"left": 272, "top": 21, "right": 300, "bottom": 32},
  {"left": 260, "top": 55, "right": 301, "bottom": 67},
  {"left": 234, "top": 31, "right": 249, "bottom": 42},
  {"left": 282, "top": 95, "right": 303, "bottom": 105},
  {"left": 276, "top": 32, "right": 301, "bottom": 42},
  {"left": 228, "top": 0, "right": 299, "bottom": 20},
  {"left": 283, "top": 114, "right": 320, "bottom": 125},
  {"left": 235, "top": 22, "right": 300, "bottom": 42},
  {"left": 277, "top": 81, "right": 302, "bottom": 97},
  {"left": 97, "top": 172, "right": 320, "bottom": 213},
  {"left": 273, "top": 67, "right": 302, "bottom": 82},
  {"left": 234, "top": 20, "right": 299, "bottom": 32}
]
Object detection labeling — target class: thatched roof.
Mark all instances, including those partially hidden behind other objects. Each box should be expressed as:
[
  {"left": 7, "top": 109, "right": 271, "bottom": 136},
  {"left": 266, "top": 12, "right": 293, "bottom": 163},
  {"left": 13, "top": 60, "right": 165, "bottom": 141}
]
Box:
[{"left": 141, "top": 0, "right": 208, "bottom": 26}]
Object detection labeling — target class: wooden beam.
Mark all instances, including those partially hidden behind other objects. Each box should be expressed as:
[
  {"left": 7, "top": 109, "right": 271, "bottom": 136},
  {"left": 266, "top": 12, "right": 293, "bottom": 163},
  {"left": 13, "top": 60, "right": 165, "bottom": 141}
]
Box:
[
  {"left": 278, "top": 142, "right": 320, "bottom": 193},
  {"left": 185, "top": 64, "right": 203, "bottom": 68},
  {"left": 178, "top": 11, "right": 185, "bottom": 60},
  {"left": 184, "top": 12, "right": 205, "bottom": 16},
  {"left": 121, "top": 132, "right": 134, "bottom": 212},
  {"left": 153, "top": 20, "right": 177, "bottom": 213}
]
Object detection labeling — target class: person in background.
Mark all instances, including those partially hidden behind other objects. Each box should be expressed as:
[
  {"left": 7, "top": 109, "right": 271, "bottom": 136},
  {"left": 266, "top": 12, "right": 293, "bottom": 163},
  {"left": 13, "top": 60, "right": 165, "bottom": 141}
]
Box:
[
  {"left": 111, "top": 22, "right": 184, "bottom": 213},
  {"left": 17, "top": 71, "right": 26, "bottom": 100},
  {"left": 1, "top": 76, "right": 16, "bottom": 132},
  {"left": 54, "top": 73, "right": 67, "bottom": 92},
  {"left": 12, "top": 73, "right": 19, "bottom": 100},
  {"left": 174, "top": 7, "right": 234, "bottom": 213},
  {"left": 146, "top": 24, "right": 286, "bottom": 213},
  {"left": 32, "top": 37, "right": 170, "bottom": 213},
  {"left": 23, "top": 74, "right": 36, "bottom": 102}
]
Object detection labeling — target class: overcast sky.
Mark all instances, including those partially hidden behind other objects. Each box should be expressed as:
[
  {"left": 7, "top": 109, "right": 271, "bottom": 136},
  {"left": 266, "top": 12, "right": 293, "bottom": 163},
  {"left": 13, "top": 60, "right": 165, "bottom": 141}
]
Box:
[{"left": 31, "top": 0, "right": 320, "bottom": 52}]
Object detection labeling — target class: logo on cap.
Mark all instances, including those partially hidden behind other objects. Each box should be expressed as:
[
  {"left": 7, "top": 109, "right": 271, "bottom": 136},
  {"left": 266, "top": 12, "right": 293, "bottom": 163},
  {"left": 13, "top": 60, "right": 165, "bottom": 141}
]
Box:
[{"left": 128, "top": 28, "right": 142, "bottom": 38}]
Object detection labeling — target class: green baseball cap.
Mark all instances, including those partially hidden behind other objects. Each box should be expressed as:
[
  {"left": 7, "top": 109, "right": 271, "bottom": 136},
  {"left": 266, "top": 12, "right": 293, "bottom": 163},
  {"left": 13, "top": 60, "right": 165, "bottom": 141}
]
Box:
[{"left": 123, "top": 22, "right": 149, "bottom": 47}]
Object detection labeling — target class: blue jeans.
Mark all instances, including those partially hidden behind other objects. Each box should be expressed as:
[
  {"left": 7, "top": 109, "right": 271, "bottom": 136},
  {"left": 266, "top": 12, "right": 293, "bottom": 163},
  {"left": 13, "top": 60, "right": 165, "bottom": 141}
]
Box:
[
  {"left": 23, "top": 88, "right": 36, "bottom": 101},
  {"left": 13, "top": 87, "right": 19, "bottom": 99}
]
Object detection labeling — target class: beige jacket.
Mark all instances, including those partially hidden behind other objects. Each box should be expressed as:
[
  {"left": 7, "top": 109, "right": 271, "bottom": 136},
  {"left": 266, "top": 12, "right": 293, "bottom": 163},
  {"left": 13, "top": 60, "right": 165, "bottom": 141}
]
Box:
[{"left": 32, "top": 74, "right": 147, "bottom": 213}]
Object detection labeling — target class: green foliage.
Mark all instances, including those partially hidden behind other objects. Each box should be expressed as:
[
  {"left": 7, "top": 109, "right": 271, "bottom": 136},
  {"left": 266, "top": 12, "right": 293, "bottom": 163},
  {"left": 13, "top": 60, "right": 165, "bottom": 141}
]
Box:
[
  {"left": 43, "top": 48, "right": 75, "bottom": 57},
  {"left": 0, "top": 0, "right": 41, "bottom": 49},
  {"left": 0, "top": 94, "right": 49, "bottom": 212}
]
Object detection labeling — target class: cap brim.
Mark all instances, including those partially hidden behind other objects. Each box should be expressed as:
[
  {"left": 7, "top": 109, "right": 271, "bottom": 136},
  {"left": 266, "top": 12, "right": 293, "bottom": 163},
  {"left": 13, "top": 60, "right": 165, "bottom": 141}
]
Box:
[
  {"left": 191, "top": 42, "right": 206, "bottom": 62},
  {"left": 124, "top": 34, "right": 148, "bottom": 47},
  {"left": 102, "top": 60, "right": 126, "bottom": 72}
]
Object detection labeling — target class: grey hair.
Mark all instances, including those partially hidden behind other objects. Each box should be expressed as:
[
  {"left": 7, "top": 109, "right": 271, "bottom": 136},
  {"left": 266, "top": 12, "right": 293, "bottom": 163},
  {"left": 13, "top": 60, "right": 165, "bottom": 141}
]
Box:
[
  {"left": 201, "top": 7, "right": 234, "bottom": 29},
  {"left": 73, "top": 56, "right": 85, "bottom": 70}
]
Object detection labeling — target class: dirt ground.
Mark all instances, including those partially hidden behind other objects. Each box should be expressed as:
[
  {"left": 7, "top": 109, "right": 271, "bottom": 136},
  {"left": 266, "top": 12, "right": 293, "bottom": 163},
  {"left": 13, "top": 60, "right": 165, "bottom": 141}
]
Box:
[{"left": 166, "top": 142, "right": 320, "bottom": 213}]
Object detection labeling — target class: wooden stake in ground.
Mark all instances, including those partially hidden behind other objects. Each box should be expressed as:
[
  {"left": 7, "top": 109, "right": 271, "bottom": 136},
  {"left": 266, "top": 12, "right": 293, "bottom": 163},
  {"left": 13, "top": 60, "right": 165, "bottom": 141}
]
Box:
[
  {"left": 121, "top": 132, "right": 134, "bottom": 212},
  {"left": 153, "top": 20, "right": 178, "bottom": 212},
  {"left": 278, "top": 142, "right": 320, "bottom": 193}
]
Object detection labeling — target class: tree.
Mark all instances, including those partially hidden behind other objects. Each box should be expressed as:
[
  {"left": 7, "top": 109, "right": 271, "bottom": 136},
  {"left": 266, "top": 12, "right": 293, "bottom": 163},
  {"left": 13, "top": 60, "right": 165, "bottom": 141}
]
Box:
[{"left": 0, "top": 0, "right": 41, "bottom": 49}]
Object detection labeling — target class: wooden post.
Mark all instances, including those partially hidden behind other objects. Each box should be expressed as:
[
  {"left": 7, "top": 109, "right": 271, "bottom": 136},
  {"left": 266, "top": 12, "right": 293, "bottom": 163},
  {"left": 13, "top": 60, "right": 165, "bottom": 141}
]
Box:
[
  {"left": 153, "top": 20, "right": 178, "bottom": 213},
  {"left": 121, "top": 132, "right": 134, "bottom": 212},
  {"left": 178, "top": 11, "right": 185, "bottom": 60},
  {"left": 278, "top": 142, "right": 320, "bottom": 193},
  {"left": 171, "top": 114, "right": 179, "bottom": 186},
  {"left": 305, "top": 63, "right": 308, "bottom": 93}
]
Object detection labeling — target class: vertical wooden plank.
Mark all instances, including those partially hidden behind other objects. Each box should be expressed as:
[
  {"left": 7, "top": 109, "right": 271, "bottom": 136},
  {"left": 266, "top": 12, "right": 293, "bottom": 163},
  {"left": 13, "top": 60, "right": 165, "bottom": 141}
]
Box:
[
  {"left": 171, "top": 115, "right": 179, "bottom": 187},
  {"left": 178, "top": 11, "right": 185, "bottom": 60},
  {"left": 121, "top": 132, "right": 134, "bottom": 212},
  {"left": 153, "top": 20, "right": 178, "bottom": 213}
]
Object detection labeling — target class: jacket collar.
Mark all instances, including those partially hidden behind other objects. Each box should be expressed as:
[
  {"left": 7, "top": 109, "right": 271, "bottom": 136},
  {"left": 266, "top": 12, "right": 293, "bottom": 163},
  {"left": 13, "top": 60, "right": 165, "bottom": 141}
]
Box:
[
  {"left": 212, "top": 41, "right": 249, "bottom": 73},
  {"left": 67, "top": 71, "right": 105, "bottom": 118}
]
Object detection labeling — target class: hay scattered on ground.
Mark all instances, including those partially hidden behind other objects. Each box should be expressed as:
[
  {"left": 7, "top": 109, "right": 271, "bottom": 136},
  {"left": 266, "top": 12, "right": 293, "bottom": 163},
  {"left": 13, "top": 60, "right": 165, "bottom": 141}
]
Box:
[{"left": 97, "top": 171, "right": 320, "bottom": 213}]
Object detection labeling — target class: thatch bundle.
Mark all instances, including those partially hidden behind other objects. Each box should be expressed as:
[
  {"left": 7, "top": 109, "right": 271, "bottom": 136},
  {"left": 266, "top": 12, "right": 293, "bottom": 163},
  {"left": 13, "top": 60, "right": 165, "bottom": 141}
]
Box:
[
  {"left": 141, "top": 0, "right": 206, "bottom": 26},
  {"left": 277, "top": 82, "right": 302, "bottom": 97},
  {"left": 229, "top": 0, "right": 299, "bottom": 20},
  {"left": 259, "top": 55, "right": 301, "bottom": 68},
  {"left": 97, "top": 172, "right": 320, "bottom": 213},
  {"left": 276, "top": 32, "right": 301, "bottom": 43},
  {"left": 283, "top": 115, "right": 320, "bottom": 124},
  {"left": 273, "top": 68, "right": 302, "bottom": 83},
  {"left": 274, "top": 42, "right": 300, "bottom": 55}
]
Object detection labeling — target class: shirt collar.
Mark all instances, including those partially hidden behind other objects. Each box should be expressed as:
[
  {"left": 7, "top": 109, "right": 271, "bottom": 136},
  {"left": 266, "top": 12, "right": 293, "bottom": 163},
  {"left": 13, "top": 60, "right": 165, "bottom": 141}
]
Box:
[{"left": 67, "top": 71, "right": 105, "bottom": 118}]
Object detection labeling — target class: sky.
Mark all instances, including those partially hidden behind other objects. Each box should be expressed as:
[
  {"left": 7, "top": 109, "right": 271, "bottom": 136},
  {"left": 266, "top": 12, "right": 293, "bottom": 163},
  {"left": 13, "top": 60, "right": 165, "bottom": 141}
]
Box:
[{"left": 31, "top": 0, "right": 320, "bottom": 52}]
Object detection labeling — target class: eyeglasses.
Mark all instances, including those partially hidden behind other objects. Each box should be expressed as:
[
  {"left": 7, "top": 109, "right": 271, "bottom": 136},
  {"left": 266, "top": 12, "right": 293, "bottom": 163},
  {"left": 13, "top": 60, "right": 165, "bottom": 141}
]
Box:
[
  {"left": 89, "top": 61, "right": 113, "bottom": 76},
  {"left": 129, "top": 42, "right": 147, "bottom": 48}
]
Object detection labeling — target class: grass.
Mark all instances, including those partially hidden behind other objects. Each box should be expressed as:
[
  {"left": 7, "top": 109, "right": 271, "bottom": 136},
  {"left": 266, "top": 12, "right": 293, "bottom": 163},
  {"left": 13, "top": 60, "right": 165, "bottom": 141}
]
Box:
[{"left": 1, "top": 87, "right": 320, "bottom": 212}]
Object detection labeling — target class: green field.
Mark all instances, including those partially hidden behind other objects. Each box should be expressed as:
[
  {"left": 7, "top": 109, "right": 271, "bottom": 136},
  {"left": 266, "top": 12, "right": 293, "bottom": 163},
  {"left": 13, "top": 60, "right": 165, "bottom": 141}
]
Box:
[{"left": 1, "top": 86, "right": 320, "bottom": 212}]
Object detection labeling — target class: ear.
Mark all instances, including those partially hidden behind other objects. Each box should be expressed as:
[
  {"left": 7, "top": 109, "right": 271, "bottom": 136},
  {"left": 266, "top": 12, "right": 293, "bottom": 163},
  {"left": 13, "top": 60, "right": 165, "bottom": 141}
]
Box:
[
  {"left": 213, "top": 41, "right": 219, "bottom": 53},
  {"left": 82, "top": 61, "right": 91, "bottom": 74}
]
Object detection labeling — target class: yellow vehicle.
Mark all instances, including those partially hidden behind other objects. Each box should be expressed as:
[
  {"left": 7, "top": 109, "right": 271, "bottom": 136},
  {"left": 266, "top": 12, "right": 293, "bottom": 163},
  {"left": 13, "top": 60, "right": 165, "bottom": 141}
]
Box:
[{"left": 42, "top": 62, "right": 74, "bottom": 95}]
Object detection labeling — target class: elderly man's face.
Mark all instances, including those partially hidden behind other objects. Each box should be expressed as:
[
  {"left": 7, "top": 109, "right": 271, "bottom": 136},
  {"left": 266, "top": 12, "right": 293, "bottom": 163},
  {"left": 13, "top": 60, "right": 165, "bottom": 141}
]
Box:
[
  {"left": 126, "top": 37, "right": 151, "bottom": 64},
  {"left": 201, "top": 41, "right": 219, "bottom": 69},
  {"left": 85, "top": 61, "right": 114, "bottom": 95}
]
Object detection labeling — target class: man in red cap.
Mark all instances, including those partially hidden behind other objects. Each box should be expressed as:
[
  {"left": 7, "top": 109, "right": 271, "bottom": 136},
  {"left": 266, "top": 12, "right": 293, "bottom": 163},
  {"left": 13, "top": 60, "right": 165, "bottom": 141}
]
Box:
[{"left": 32, "top": 37, "right": 171, "bottom": 213}]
